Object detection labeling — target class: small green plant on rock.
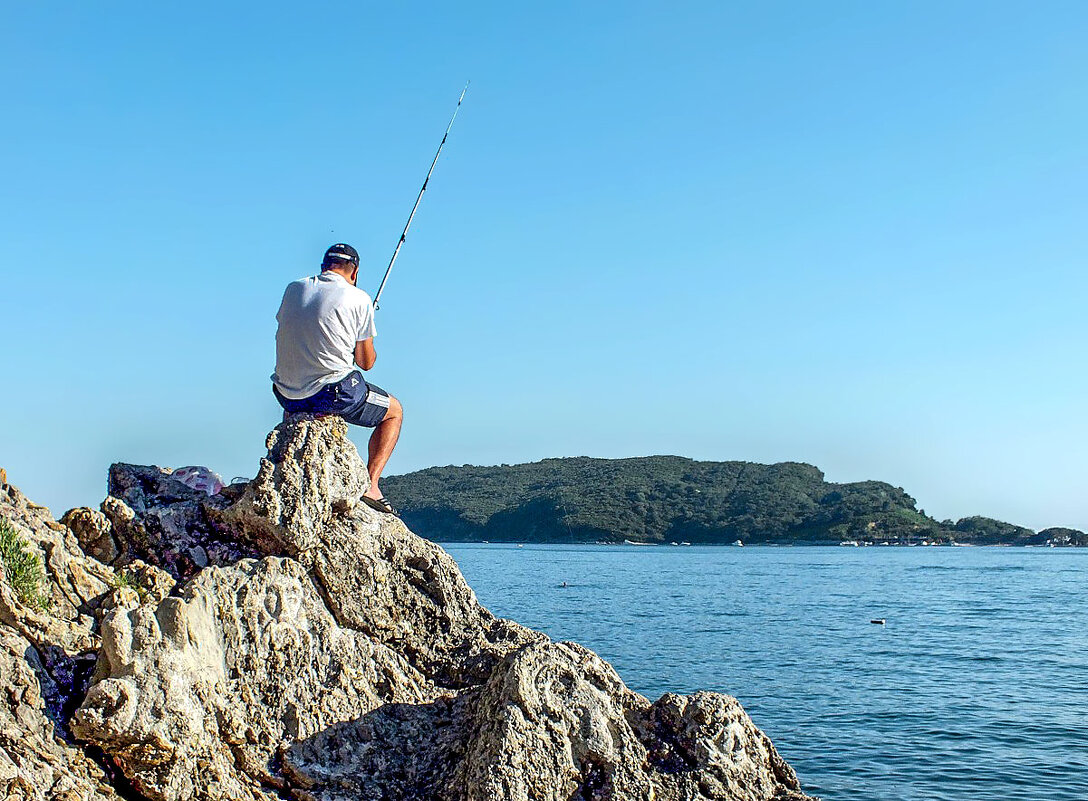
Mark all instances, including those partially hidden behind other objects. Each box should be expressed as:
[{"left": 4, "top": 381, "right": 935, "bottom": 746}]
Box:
[
  {"left": 109, "top": 569, "right": 148, "bottom": 603},
  {"left": 0, "top": 517, "right": 51, "bottom": 611}
]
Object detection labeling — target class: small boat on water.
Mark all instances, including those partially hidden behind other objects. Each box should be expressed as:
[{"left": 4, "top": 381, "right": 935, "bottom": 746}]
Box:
[
  {"left": 732, "top": 539, "right": 744, "bottom": 547},
  {"left": 840, "top": 540, "right": 860, "bottom": 547}
]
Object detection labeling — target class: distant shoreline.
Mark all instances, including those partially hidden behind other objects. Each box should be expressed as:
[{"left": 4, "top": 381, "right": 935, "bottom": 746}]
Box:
[{"left": 386, "top": 455, "right": 1085, "bottom": 548}]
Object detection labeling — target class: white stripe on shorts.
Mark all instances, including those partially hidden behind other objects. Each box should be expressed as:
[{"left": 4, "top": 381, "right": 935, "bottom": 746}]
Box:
[{"left": 368, "top": 391, "right": 391, "bottom": 408}]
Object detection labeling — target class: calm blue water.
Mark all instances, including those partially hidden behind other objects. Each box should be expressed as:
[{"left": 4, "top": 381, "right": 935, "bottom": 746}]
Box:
[{"left": 442, "top": 544, "right": 1088, "bottom": 801}]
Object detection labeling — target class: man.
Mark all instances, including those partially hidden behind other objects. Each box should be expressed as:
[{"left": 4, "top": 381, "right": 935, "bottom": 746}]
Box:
[{"left": 271, "top": 243, "right": 403, "bottom": 515}]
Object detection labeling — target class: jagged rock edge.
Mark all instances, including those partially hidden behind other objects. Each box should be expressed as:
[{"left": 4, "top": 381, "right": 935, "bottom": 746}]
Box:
[{"left": 3, "top": 419, "right": 815, "bottom": 801}]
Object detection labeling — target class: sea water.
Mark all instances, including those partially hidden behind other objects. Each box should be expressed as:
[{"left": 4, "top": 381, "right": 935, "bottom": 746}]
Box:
[{"left": 442, "top": 543, "right": 1088, "bottom": 801}]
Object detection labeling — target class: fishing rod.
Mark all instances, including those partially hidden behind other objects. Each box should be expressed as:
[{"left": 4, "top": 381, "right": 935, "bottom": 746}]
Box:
[{"left": 373, "top": 82, "right": 469, "bottom": 310}]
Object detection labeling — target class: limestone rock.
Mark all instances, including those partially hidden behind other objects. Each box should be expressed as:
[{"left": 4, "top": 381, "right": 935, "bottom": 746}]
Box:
[
  {"left": 218, "top": 416, "right": 370, "bottom": 554},
  {"left": 60, "top": 418, "right": 814, "bottom": 801},
  {"left": 117, "top": 559, "right": 176, "bottom": 605},
  {"left": 1, "top": 483, "right": 113, "bottom": 645},
  {"left": 61, "top": 506, "right": 120, "bottom": 564},
  {"left": 0, "top": 478, "right": 115, "bottom": 724},
  {"left": 301, "top": 511, "right": 543, "bottom": 689},
  {"left": 457, "top": 641, "right": 655, "bottom": 800},
  {"left": 218, "top": 416, "right": 544, "bottom": 688},
  {"left": 636, "top": 691, "right": 809, "bottom": 800},
  {"left": 73, "top": 557, "right": 433, "bottom": 801},
  {"left": 282, "top": 689, "right": 476, "bottom": 800},
  {"left": 0, "top": 625, "right": 119, "bottom": 801},
  {"left": 282, "top": 640, "right": 809, "bottom": 801},
  {"left": 102, "top": 463, "right": 257, "bottom": 577},
  {"left": 458, "top": 641, "right": 808, "bottom": 801},
  {"left": 0, "top": 474, "right": 120, "bottom": 800}
]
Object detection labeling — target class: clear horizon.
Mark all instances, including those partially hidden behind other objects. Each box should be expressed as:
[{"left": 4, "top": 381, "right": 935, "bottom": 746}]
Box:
[{"left": 2, "top": 2, "right": 1086, "bottom": 531}]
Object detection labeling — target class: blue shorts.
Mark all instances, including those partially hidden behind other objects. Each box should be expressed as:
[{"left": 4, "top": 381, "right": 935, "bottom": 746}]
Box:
[{"left": 273, "top": 372, "right": 391, "bottom": 428}]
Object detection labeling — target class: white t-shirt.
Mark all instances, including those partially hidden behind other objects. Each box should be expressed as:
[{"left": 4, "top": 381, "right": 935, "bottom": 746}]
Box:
[{"left": 271, "top": 272, "right": 377, "bottom": 400}]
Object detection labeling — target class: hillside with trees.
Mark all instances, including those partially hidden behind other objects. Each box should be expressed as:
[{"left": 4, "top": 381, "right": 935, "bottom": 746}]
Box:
[{"left": 383, "top": 456, "right": 1082, "bottom": 546}]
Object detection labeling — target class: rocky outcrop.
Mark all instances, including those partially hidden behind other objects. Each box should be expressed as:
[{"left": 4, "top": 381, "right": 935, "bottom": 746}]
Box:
[
  {"left": 219, "top": 420, "right": 370, "bottom": 554},
  {"left": 2, "top": 418, "right": 814, "bottom": 801},
  {"left": 73, "top": 557, "right": 433, "bottom": 800},
  {"left": 0, "top": 624, "right": 119, "bottom": 801},
  {"left": 61, "top": 507, "right": 120, "bottom": 565},
  {"left": 0, "top": 474, "right": 120, "bottom": 800},
  {"left": 0, "top": 482, "right": 113, "bottom": 660},
  {"left": 283, "top": 639, "right": 806, "bottom": 801},
  {"left": 218, "top": 418, "right": 544, "bottom": 689},
  {"left": 97, "top": 463, "right": 257, "bottom": 577}
]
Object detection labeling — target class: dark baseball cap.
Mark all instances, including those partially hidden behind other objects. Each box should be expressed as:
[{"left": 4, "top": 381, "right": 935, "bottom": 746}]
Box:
[{"left": 322, "top": 243, "right": 359, "bottom": 268}]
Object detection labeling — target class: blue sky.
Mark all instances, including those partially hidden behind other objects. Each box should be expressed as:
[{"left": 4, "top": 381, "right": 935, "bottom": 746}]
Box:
[{"left": 1, "top": 1, "right": 1086, "bottom": 531}]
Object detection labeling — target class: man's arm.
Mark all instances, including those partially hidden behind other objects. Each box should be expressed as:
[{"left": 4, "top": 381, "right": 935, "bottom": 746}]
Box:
[{"left": 354, "top": 339, "right": 377, "bottom": 371}]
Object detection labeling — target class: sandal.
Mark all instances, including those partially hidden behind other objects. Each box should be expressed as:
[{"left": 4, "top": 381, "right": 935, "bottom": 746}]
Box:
[{"left": 361, "top": 495, "right": 398, "bottom": 516}]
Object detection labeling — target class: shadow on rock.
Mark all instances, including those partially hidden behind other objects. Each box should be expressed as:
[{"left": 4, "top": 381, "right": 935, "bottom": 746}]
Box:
[{"left": 284, "top": 693, "right": 475, "bottom": 801}]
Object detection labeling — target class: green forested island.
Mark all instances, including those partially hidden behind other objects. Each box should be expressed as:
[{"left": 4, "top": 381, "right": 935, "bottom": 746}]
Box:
[{"left": 383, "top": 456, "right": 1085, "bottom": 546}]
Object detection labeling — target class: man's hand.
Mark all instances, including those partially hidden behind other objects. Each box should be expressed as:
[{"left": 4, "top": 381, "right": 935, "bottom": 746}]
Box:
[{"left": 355, "top": 339, "right": 377, "bottom": 371}]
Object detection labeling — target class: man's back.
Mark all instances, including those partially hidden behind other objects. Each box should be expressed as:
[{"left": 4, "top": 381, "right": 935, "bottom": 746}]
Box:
[
  {"left": 272, "top": 272, "right": 376, "bottom": 400},
  {"left": 270, "top": 244, "right": 402, "bottom": 515}
]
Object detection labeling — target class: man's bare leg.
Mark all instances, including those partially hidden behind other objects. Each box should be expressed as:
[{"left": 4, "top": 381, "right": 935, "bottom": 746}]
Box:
[{"left": 363, "top": 396, "right": 403, "bottom": 501}]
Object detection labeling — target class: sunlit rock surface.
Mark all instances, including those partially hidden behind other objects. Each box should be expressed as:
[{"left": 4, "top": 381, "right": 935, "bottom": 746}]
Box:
[{"left": 3, "top": 418, "right": 813, "bottom": 800}]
